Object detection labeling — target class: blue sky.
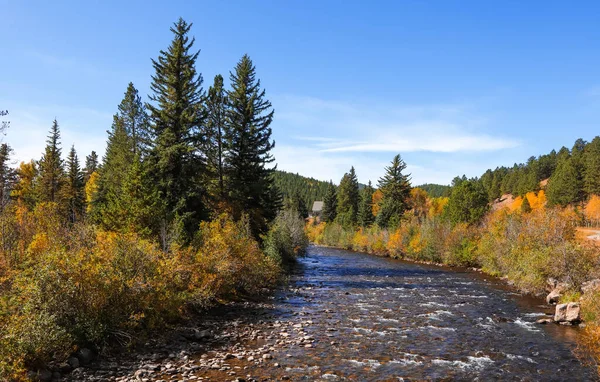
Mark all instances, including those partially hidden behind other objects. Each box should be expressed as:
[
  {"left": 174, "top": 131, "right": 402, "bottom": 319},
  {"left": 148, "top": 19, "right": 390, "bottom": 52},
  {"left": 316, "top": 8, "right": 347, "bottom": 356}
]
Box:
[{"left": 2, "top": 1, "right": 600, "bottom": 185}]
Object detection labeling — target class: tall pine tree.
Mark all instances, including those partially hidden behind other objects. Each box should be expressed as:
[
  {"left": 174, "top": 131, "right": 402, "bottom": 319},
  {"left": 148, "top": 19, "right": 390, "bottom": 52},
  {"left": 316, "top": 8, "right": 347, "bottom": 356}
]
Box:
[
  {"left": 225, "top": 54, "right": 279, "bottom": 237},
  {"left": 83, "top": 151, "right": 98, "bottom": 184},
  {"left": 97, "top": 115, "right": 134, "bottom": 229},
  {"left": 37, "top": 119, "right": 65, "bottom": 204},
  {"left": 336, "top": 167, "right": 360, "bottom": 227},
  {"left": 322, "top": 181, "right": 337, "bottom": 222},
  {"left": 119, "top": 82, "right": 149, "bottom": 156},
  {"left": 205, "top": 74, "right": 228, "bottom": 205},
  {"left": 376, "top": 154, "right": 411, "bottom": 228},
  {"left": 63, "top": 146, "right": 84, "bottom": 223},
  {"left": 147, "top": 18, "right": 206, "bottom": 244},
  {"left": 0, "top": 143, "right": 15, "bottom": 211},
  {"left": 585, "top": 136, "right": 600, "bottom": 196},
  {"left": 358, "top": 181, "right": 375, "bottom": 227}
]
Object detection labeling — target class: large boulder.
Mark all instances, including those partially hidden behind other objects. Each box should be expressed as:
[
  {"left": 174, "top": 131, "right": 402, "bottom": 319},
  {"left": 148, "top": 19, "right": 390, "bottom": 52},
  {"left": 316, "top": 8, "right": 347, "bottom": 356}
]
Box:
[
  {"left": 554, "top": 302, "right": 581, "bottom": 324},
  {"left": 582, "top": 279, "right": 600, "bottom": 295}
]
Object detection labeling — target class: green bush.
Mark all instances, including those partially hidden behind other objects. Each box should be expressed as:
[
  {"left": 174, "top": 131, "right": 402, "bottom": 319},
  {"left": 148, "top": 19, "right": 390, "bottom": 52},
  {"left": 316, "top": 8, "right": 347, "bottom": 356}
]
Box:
[{"left": 264, "top": 209, "right": 309, "bottom": 264}]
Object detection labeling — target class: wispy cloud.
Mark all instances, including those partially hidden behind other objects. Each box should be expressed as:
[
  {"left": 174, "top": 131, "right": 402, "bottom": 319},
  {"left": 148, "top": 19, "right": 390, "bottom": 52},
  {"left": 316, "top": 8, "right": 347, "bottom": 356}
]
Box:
[{"left": 271, "top": 95, "right": 521, "bottom": 185}]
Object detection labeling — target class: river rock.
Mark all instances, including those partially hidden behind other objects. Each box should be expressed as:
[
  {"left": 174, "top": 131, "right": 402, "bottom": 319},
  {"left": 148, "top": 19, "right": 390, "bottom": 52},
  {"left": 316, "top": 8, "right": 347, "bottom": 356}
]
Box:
[
  {"left": 76, "top": 348, "right": 94, "bottom": 365},
  {"left": 554, "top": 302, "right": 581, "bottom": 324},
  {"left": 582, "top": 279, "right": 600, "bottom": 295},
  {"left": 68, "top": 356, "right": 80, "bottom": 369},
  {"left": 546, "top": 289, "right": 562, "bottom": 304}
]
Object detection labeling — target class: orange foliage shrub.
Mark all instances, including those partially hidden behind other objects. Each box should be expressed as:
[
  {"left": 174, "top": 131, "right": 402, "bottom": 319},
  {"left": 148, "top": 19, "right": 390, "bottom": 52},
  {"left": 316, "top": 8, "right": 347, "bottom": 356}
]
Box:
[
  {"left": 0, "top": 214, "right": 281, "bottom": 379},
  {"left": 585, "top": 195, "right": 600, "bottom": 226}
]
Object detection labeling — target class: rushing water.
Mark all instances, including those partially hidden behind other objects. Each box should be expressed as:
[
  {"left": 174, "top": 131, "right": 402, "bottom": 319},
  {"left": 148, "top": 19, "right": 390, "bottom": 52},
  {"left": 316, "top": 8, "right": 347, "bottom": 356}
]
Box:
[{"left": 255, "top": 245, "right": 596, "bottom": 381}]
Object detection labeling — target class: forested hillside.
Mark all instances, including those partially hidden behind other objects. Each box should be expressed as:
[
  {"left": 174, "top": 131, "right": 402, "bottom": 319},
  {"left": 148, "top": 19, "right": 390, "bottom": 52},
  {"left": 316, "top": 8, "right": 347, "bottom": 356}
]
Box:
[
  {"left": 273, "top": 170, "right": 331, "bottom": 211},
  {"left": 470, "top": 137, "right": 600, "bottom": 207},
  {"left": 416, "top": 183, "right": 451, "bottom": 197}
]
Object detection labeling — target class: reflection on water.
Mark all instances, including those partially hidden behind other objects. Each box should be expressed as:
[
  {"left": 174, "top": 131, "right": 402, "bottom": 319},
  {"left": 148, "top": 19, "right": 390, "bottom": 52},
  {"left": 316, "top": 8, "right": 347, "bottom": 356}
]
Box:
[{"left": 267, "top": 246, "right": 596, "bottom": 381}]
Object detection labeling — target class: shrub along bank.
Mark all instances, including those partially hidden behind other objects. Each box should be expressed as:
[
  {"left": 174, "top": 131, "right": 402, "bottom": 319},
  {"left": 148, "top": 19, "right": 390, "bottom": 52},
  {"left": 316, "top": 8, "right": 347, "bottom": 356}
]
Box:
[{"left": 0, "top": 203, "right": 307, "bottom": 380}]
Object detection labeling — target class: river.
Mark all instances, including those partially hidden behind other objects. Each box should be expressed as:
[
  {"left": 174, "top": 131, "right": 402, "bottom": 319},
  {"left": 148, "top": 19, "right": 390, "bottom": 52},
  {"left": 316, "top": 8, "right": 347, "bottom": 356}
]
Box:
[{"left": 71, "top": 245, "right": 598, "bottom": 381}]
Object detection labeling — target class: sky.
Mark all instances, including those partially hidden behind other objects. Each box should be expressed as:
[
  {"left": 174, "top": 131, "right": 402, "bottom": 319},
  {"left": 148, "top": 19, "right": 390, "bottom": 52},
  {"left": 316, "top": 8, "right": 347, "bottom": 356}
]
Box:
[{"left": 2, "top": 1, "right": 600, "bottom": 186}]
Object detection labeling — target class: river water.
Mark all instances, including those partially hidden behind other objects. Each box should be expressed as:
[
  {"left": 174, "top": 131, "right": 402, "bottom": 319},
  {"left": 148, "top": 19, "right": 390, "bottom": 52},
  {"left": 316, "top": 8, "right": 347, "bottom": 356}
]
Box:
[
  {"left": 237, "top": 245, "right": 596, "bottom": 381},
  {"left": 71, "top": 245, "right": 598, "bottom": 381}
]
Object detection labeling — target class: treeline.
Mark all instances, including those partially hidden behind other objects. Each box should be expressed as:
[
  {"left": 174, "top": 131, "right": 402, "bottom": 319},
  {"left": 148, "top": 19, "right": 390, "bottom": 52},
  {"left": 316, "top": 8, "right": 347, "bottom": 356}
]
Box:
[
  {"left": 273, "top": 170, "right": 330, "bottom": 217},
  {"left": 3, "top": 19, "right": 283, "bottom": 245},
  {"left": 470, "top": 137, "right": 600, "bottom": 207},
  {"left": 416, "top": 183, "right": 451, "bottom": 197},
  {"left": 0, "top": 19, "right": 309, "bottom": 380}
]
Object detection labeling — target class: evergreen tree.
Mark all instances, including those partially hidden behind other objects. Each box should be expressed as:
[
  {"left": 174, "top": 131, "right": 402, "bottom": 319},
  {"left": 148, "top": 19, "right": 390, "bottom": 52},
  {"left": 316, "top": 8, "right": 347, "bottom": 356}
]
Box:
[
  {"left": 443, "top": 180, "right": 488, "bottom": 225},
  {"left": 205, "top": 74, "right": 228, "bottom": 204},
  {"left": 225, "top": 54, "right": 278, "bottom": 237},
  {"left": 63, "top": 146, "right": 84, "bottom": 222},
  {"left": 97, "top": 115, "right": 134, "bottom": 229},
  {"left": 119, "top": 154, "right": 158, "bottom": 236},
  {"left": 322, "top": 181, "right": 337, "bottom": 223},
  {"left": 584, "top": 137, "right": 600, "bottom": 196},
  {"left": 358, "top": 181, "right": 375, "bottom": 227},
  {"left": 83, "top": 151, "right": 98, "bottom": 184},
  {"left": 147, "top": 18, "right": 206, "bottom": 242},
  {"left": 0, "top": 143, "right": 16, "bottom": 211},
  {"left": 119, "top": 83, "right": 149, "bottom": 156},
  {"left": 521, "top": 195, "right": 532, "bottom": 213},
  {"left": 376, "top": 155, "right": 411, "bottom": 228},
  {"left": 547, "top": 155, "right": 583, "bottom": 207},
  {"left": 37, "top": 119, "right": 65, "bottom": 204},
  {"left": 284, "top": 190, "right": 308, "bottom": 219},
  {"left": 336, "top": 167, "right": 360, "bottom": 227}
]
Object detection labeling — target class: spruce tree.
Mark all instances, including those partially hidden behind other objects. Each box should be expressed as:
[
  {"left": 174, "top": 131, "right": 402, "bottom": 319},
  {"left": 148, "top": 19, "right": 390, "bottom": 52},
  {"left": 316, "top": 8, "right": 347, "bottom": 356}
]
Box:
[
  {"left": 336, "top": 167, "right": 360, "bottom": 227},
  {"left": 37, "top": 119, "right": 65, "bottom": 204},
  {"left": 119, "top": 154, "right": 158, "bottom": 236},
  {"left": 205, "top": 74, "right": 228, "bottom": 204},
  {"left": 547, "top": 155, "right": 583, "bottom": 207},
  {"left": 0, "top": 143, "right": 15, "bottom": 211},
  {"left": 443, "top": 180, "right": 488, "bottom": 225},
  {"left": 63, "top": 146, "right": 84, "bottom": 222},
  {"left": 97, "top": 115, "right": 133, "bottom": 230},
  {"left": 322, "top": 181, "right": 337, "bottom": 222},
  {"left": 284, "top": 190, "right": 308, "bottom": 219},
  {"left": 584, "top": 136, "right": 600, "bottom": 196},
  {"left": 376, "top": 155, "right": 411, "bottom": 228},
  {"left": 83, "top": 151, "right": 99, "bottom": 184},
  {"left": 147, "top": 18, "right": 206, "bottom": 242},
  {"left": 119, "top": 82, "right": 149, "bottom": 156},
  {"left": 225, "top": 54, "right": 278, "bottom": 237},
  {"left": 358, "top": 181, "right": 375, "bottom": 227}
]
